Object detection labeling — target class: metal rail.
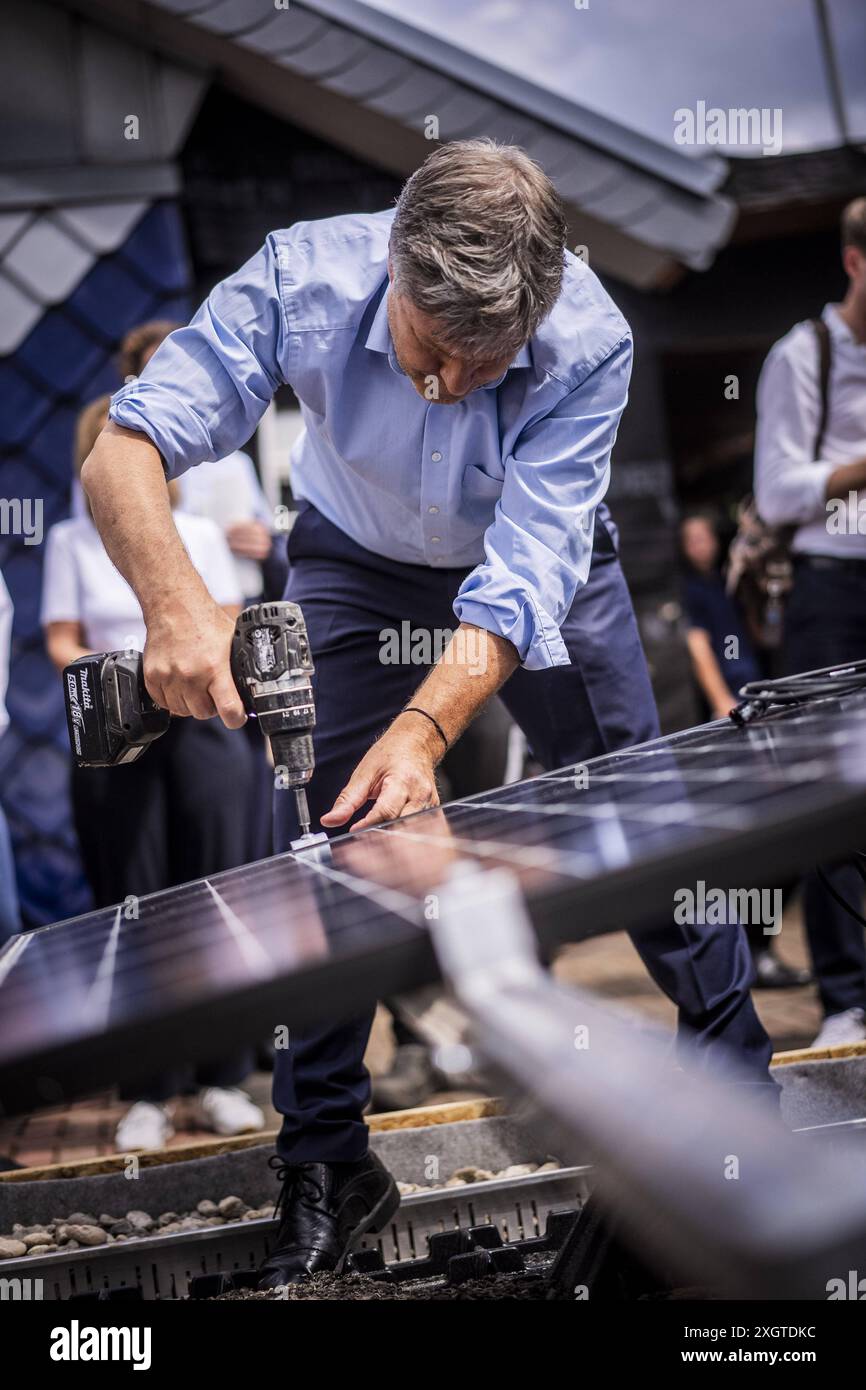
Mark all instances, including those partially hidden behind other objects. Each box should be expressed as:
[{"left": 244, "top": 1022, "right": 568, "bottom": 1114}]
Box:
[
  {"left": 0, "top": 1165, "right": 591, "bottom": 1300},
  {"left": 433, "top": 865, "right": 866, "bottom": 1300}
]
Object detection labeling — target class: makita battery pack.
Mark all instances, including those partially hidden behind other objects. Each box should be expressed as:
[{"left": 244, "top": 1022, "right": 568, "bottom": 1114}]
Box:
[{"left": 63, "top": 651, "right": 169, "bottom": 767}]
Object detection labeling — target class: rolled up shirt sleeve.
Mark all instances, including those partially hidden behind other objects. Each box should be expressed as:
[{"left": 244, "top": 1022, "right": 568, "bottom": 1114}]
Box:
[
  {"left": 454, "top": 333, "right": 631, "bottom": 670},
  {"left": 754, "top": 339, "right": 835, "bottom": 527},
  {"left": 109, "top": 236, "right": 287, "bottom": 479}
]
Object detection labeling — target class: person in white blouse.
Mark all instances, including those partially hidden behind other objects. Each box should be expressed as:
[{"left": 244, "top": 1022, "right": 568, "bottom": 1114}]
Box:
[
  {"left": 0, "top": 568, "right": 21, "bottom": 945},
  {"left": 755, "top": 195, "right": 866, "bottom": 1049},
  {"left": 117, "top": 321, "right": 276, "bottom": 600},
  {"left": 118, "top": 321, "right": 283, "bottom": 867},
  {"left": 42, "top": 396, "right": 266, "bottom": 1150}
]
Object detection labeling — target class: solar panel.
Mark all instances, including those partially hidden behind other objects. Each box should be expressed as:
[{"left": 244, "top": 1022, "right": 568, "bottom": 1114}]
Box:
[{"left": 3, "top": 691, "right": 866, "bottom": 1116}]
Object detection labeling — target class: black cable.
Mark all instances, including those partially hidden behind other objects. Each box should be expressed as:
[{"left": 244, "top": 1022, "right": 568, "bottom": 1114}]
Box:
[
  {"left": 729, "top": 660, "right": 866, "bottom": 919},
  {"left": 730, "top": 658, "right": 866, "bottom": 726}
]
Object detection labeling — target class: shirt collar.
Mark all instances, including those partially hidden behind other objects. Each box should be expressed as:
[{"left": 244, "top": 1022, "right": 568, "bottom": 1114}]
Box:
[
  {"left": 823, "top": 302, "right": 865, "bottom": 349},
  {"left": 365, "top": 283, "right": 533, "bottom": 384},
  {"left": 365, "top": 281, "right": 396, "bottom": 361}
]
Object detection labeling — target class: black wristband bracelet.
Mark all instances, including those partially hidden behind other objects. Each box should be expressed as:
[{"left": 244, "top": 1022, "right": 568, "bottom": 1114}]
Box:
[{"left": 402, "top": 706, "right": 449, "bottom": 751}]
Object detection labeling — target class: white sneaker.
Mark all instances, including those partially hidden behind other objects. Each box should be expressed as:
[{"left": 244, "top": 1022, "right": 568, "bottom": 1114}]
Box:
[
  {"left": 199, "top": 1087, "right": 265, "bottom": 1137},
  {"left": 115, "top": 1101, "right": 174, "bottom": 1152},
  {"left": 811, "top": 1007, "right": 866, "bottom": 1049}
]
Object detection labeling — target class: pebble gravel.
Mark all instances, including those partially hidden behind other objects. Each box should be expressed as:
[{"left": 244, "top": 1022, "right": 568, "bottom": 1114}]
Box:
[{"left": 0, "top": 1160, "right": 561, "bottom": 1262}]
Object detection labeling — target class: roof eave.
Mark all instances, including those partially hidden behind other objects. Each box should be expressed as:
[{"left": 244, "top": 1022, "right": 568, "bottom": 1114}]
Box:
[{"left": 49, "top": 0, "right": 736, "bottom": 289}]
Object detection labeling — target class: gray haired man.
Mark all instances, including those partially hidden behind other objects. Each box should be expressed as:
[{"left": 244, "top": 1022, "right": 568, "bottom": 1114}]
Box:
[{"left": 82, "top": 141, "right": 774, "bottom": 1284}]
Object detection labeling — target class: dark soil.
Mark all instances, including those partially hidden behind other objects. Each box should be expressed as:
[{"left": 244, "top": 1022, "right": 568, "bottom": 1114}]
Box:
[{"left": 212, "top": 1270, "right": 557, "bottom": 1300}]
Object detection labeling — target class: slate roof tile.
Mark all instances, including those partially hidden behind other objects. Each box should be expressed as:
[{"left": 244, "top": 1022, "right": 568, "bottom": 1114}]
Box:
[
  {"left": 65, "top": 257, "right": 157, "bottom": 340},
  {"left": 119, "top": 203, "right": 190, "bottom": 291},
  {"left": 0, "top": 274, "right": 42, "bottom": 355},
  {"left": 15, "top": 308, "right": 107, "bottom": 395},
  {"left": 0, "top": 213, "right": 31, "bottom": 259},
  {"left": 4, "top": 219, "right": 96, "bottom": 305},
  {"left": 55, "top": 202, "right": 148, "bottom": 256}
]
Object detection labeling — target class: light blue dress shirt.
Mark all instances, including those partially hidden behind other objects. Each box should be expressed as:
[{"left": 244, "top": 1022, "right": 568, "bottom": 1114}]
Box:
[{"left": 110, "top": 209, "right": 632, "bottom": 669}]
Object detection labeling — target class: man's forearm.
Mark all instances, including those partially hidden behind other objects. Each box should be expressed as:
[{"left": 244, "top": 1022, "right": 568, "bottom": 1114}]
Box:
[
  {"left": 393, "top": 622, "right": 519, "bottom": 756},
  {"left": 81, "top": 423, "right": 213, "bottom": 622},
  {"left": 321, "top": 622, "right": 520, "bottom": 828},
  {"left": 81, "top": 423, "right": 246, "bottom": 725}
]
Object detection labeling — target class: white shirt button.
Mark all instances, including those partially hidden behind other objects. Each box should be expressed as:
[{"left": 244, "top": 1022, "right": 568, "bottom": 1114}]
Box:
[
  {"left": 431, "top": 536, "right": 441, "bottom": 544},
  {"left": 428, "top": 505, "right": 439, "bottom": 514},
  {"left": 431, "top": 451, "right": 442, "bottom": 462}
]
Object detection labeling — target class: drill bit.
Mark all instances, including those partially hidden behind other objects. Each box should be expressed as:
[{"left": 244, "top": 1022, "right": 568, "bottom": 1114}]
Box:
[{"left": 294, "top": 786, "right": 311, "bottom": 838}]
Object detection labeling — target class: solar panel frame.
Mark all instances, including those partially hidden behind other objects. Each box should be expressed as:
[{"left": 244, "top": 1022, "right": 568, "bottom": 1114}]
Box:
[{"left": 3, "top": 692, "right": 866, "bottom": 1116}]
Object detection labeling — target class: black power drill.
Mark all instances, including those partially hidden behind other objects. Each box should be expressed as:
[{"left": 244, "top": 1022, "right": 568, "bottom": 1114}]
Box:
[{"left": 62, "top": 601, "right": 316, "bottom": 837}]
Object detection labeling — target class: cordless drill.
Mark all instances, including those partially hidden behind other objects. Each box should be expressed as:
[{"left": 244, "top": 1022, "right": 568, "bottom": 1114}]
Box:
[{"left": 63, "top": 601, "right": 316, "bottom": 837}]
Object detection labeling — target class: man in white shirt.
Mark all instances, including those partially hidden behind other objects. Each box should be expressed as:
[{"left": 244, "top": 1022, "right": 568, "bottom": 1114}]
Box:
[
  {"left": 0, "top": 569, "right": 21, "bottom": 944},
  {"left": 755, "top": 195, "right": 866, "bottom": 1047}
]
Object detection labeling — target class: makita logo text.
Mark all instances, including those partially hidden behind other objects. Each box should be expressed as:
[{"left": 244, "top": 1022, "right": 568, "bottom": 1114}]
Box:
[{"left": 79, "top": 667, "right": 93, "bottom": 710}]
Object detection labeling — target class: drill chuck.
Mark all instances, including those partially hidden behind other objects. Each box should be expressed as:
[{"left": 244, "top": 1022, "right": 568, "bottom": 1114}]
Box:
[{"left": 230, "top": 602, "right": 316, "bottom": 791}]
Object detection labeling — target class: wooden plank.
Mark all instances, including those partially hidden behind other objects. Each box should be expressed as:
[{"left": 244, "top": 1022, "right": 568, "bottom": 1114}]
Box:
[
  {"left": 367, "top": 1096, "right": 502, "bottom": 1133},
  {"left": 771, "top": 1040, "right": 866, "bottom": 1067}
]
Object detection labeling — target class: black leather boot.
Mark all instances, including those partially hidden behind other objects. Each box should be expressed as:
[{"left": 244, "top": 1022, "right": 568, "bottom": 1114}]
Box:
[{"left": 258, "top": 1151, "right": 400, "bottom": 1288}]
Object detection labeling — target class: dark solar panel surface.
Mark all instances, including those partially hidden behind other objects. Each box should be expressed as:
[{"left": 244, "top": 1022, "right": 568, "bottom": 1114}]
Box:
[{"left": 3, "top": 693, "right": 866, "bottom": 1112}]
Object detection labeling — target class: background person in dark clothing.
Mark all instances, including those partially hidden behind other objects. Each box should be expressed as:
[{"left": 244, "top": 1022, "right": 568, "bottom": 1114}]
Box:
[
  {"left": 680, "top": 512, "right": 761, "bottom": 719},
  {"left": 680, "top": 511, "right": 810, "bottom": 991}
]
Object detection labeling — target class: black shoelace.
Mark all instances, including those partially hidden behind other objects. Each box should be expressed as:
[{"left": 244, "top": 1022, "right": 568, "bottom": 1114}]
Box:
[{"left": 269, "top": 1156, "right": 330, "bottom": 1227}]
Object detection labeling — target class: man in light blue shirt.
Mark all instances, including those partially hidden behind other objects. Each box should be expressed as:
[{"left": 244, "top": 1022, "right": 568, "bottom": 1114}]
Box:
[
  {"left": 110, "top": 213, "right": 627, "bottom": 675},
  {"left": 84, "top": 141, "right": 773, "bottom": 1285}
]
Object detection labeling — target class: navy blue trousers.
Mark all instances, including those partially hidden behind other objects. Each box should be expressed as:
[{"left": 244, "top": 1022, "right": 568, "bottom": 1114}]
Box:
[
  {"left": 273, "top": 503, "right": 775, "bottom": 1161},
  {"left": 785, "top": 561, "right": 866, "bottom": 1017}
]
